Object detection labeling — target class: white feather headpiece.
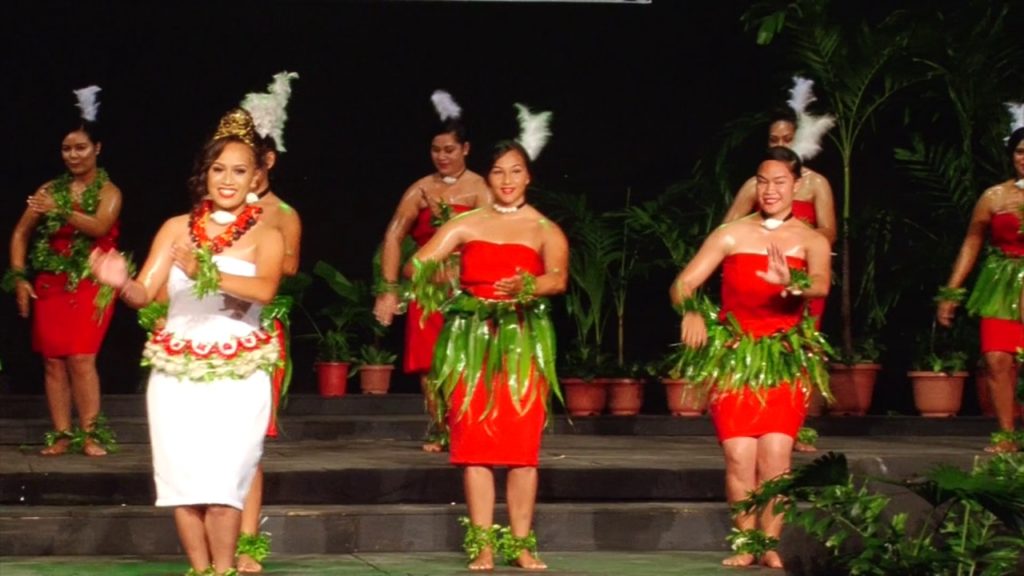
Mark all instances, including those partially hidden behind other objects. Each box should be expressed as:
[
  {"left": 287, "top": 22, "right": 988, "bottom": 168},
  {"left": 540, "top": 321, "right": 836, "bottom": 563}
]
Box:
[
  {"left": 786, "top": 76, "right": 835, "bottom": 161},
  {"left": 1007, "top": 102, "right": 1024, "bottom": 135},
  {"left": 241, "top": 71, "right": 299, "bottom": 152},
  {"left": 514, "top": 103, "right": 552, "bottom": 161},
  {"left": 73, "top": 85, "right": 102, "bottom": 122},
  {"left": 431, "top": 90, "right": 462, "bottom": 121}
]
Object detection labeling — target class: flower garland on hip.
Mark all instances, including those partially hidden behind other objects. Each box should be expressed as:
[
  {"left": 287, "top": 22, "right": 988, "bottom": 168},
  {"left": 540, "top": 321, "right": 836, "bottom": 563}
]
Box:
[
  {"left": 187, "top": 199, "right": 262, "bottom": 298},
  {"left": 28, "top": 169, "right": 107, "bottom": 290}
]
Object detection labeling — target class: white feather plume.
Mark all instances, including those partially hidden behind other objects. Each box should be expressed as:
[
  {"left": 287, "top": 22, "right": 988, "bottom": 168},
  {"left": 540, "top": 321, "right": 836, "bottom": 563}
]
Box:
[
  {"left": 431, "top": 90, "right": 462, "bottom": 121},
  {"left": 786, "top": 76, "right": 816, "bottom": 115},
  {"left": 514, "top": 103, "right": 552, "bottom": 161},
  {"left": 786, "top": 76, "right": 835, "bottom": 161},
  {"left": 73, "top": 85, "right": 101, "bottom": 122},
  {"left": 1007, "top": 101, "right": 1024, "bottom": 134},
  {"left": 241, "top": 71, "right": 299, "bottom": 152}
]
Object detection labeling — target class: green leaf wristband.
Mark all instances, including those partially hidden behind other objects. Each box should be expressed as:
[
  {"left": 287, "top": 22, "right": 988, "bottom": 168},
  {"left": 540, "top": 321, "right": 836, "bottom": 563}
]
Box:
[
  {"left": 517, "top": 271, "right": 537, "bottom": 303},
  {"left": 934, "top": 286, "right": 967, "bottom": 304},
  {"left": 788, "top": 268, "right": 812, "bottom": 293},
  {"left": 673, "top": 293, "right": 717, "bottom": 319},
  {"left": 1, "top": 268, "right": 30, "bottom": 292}
]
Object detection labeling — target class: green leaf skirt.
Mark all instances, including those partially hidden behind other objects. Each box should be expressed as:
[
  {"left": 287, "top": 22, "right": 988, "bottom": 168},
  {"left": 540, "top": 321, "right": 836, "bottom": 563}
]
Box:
[
  {"left": 668, "top": 309, "right": 833, "bottom": 400},
  {"left": 428, "top": 292, "right": 562, "bottom": 422},
  {"left": 966, "top": 248, "right": 1024, "bottom": 321}
]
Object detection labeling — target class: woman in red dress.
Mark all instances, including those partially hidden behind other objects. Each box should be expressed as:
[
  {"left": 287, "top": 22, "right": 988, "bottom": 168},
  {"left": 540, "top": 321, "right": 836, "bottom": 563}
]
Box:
[
  {"left": 937, "top": 125, "right": 1024, "bottom": 453},
  {"left": 7, "top": 86, "right": 122, "bottom": 456},
  {"left": 671, "top": 147, "right": 832, "bottom": 569},
  {"left": 722, "top": 79, "right": 837, "bottom": 453},
  {"left": 374, "top": 91, "right": 490, "bottom": 451},
  {"left": 409, "top": 131, "right": 568, "bottom": 570}
]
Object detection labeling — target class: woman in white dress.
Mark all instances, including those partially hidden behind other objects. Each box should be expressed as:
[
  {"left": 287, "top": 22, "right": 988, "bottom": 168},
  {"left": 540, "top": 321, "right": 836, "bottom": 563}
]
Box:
[{"left": 91, "top": 108, "right": 284, "bottom": 576}]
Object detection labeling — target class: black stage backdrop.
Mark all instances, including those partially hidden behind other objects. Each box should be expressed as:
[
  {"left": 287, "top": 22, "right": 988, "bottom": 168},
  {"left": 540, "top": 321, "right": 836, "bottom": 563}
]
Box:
[{"left": 0, "top": 1, "right": 985, "bottom": 414}]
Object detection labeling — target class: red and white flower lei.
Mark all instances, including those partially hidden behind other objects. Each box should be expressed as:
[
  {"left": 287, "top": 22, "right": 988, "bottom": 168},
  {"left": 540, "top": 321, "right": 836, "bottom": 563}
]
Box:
[{"left": 143, "top": 328, "right": 279, "bottom": 381}]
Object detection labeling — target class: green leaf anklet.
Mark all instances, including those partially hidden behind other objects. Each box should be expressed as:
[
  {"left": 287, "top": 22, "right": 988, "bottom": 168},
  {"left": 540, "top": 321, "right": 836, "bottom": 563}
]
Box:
[
  {"left": 235, "top": 531, "right": 271, "bottom": 563},
  {"left": 727, "top": 527, "right": 779, "bottom": 556}
]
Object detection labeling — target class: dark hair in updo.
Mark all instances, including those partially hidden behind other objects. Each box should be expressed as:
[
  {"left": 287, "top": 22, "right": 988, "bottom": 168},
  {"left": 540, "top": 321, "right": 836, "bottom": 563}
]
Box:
[
  {"left": 767, "top": 108, "right": 798, "bottom": 128},
  {"left": 60, "top": 115, "right": 102, "bottom": 145},
  {"left": 432, "top": 118, "right": 468, "bottom": 144},
  {"left": 490, "top": 140, "right": 532, "bottom": 174},
  {"left": 763, "top": 146, "right": 803, "bottom": 179},
  {"left": 1008, "top": 128, "right": 1024, "bottom": 164},
  {"left": 187, "top": 136, "right": 264, "bottom": 205}
]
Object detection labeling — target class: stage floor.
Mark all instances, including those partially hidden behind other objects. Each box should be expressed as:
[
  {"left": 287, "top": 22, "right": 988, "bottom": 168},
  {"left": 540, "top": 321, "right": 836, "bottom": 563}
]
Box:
[{"left": 0, "top": 551, "right": 786, "bottom": 575}]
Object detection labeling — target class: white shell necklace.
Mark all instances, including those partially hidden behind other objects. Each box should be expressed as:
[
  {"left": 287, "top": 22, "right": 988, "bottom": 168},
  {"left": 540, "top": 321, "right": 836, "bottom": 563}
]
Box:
[
  {"left": 493, "top": 202, "right": 527, "bottom": 215},
  {"left": 440, "top": 169, "right": 467, "bottom": 185},
  {"left": 760, "top": 210, "right": 794, "bottom": 230}
]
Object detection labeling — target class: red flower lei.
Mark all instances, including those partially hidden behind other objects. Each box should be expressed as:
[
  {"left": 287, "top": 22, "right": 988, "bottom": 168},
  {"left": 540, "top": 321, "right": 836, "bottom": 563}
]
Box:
[{"left": 188, "top": 200, "right": 263, "bottom": 253}]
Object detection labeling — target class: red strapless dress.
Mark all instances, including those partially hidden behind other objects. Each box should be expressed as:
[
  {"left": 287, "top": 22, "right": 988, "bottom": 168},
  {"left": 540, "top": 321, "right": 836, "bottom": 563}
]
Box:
[
  {"left": 708, "top": 253, "right": 808, "bottom": 442},
  {"left": 447, "top": 241, "right": 548, "bottom": 467},
  {"left": 32, "top": 220, "right": 119, "bottom": 357},
  {"left": 404, "top": 205, "right": 473, "bottom": 374},
  {"left": 979, "top": 212, "right": 1024, "bottom": 353}
]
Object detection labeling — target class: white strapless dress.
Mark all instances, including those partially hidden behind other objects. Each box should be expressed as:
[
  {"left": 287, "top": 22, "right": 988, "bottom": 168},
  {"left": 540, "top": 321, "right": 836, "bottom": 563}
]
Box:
[{"left": 145, "top": 257, "right": 275, "bottom": 509}]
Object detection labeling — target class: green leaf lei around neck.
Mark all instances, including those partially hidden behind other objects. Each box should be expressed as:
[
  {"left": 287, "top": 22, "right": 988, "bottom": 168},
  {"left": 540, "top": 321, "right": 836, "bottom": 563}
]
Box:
[{"left": 29, "top": 169, "right": 108, "bottom": 291}]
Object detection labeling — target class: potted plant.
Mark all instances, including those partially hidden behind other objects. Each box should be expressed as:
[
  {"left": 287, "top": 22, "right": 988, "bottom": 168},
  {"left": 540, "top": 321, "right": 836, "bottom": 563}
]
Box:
[
  {"left": 622, "top": 181, "right": 730, "bottom": 419},
  {"left": 356, "top": 344, "right": 398, "bottom": 395},
  {"left": 559, "top": 347, "right": 608, "bottom": 417},
  {"left": 537, "top": 191, "right": 617, "bottom": 416},
  {"left": 743, "top": 0, "right": 922, "bottom": 367},
  {"left": 300, "top": 261, "right": 380, "bottom": 398},
  {"left": 908, "top": 323, "right": 970, "bottom": 417},
  {"left": 315, "top": 329, "right": 352, "bottom": 397},
  {"left": 652, "top": 353, "right": 708, "bottom": 417},
  {"left": 828, "top": 336, "right": 883, "bottom": 416}
]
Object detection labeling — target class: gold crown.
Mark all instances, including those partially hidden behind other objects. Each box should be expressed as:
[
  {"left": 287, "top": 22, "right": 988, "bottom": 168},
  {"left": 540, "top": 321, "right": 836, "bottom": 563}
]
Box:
[{"left": 213, "top": 108, "right": 258, "bottom": 147}]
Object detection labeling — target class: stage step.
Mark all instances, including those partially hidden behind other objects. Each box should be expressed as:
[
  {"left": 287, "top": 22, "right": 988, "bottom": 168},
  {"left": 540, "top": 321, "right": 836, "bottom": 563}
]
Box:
[
  {"left": 0, "top": 434, "right": 990, "bottom": 559},
  {"left": 0, "top": 502, "right": 740, "bottom": 556},
  {"left": 0, "top": 395, "right": 1003, "bottom": 445},
  {"left": 0, "top": 436, "right": 982, "bottom": 507},
  {"left": 0, "top": 394, "right": 430, "bottom": 419}
]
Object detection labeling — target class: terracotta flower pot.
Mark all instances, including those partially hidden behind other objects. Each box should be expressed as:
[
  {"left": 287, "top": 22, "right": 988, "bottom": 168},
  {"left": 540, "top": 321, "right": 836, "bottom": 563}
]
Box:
[
  {"left": 316, "top": 361, "right": 350, "bottom": 397},
  {"left": 359, "top": 364, "right": 394, "bottom": 395},
  {"left": 661, "top": 378, "right": 707, "bottom": 417},
  {"left": 605, "top": 378, "right": 644, "bottom": 416},
  {"left": 562, "top": 378, "right": 607, "bottom": 416},
  {"left": 827, "top": 363, "right": 880, "bottom": 416},
  {"left": 909, "top": 371, "right": 967, "bottom": 417}
]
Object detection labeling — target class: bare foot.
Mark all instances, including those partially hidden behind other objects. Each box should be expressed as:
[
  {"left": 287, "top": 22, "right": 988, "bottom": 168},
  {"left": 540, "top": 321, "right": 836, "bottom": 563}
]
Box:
[
  {"left": 40, "top": 438, "right": 70, "bottom": 456},
  {"left": 984, "top": 441, "right": 1019, "bottom": 454},
  {"left": 761, "top": 550, "right": 785, "bottom": 569},
  {"left": 794, "top": 441, "right": 817, "bottom": 453},
  {"left": 721, "top": 553, "right": 756, "bottom": 567},
  {"left": 83, "top": 439, "right": 108, "bottom": 457},
  {"left": 236, "top": 553, "right": 262, "bottom": 573},
  {"left": 514, "top": 550, "right": 547, "bottom": 570},
  {"left": 467, "top": 548, "right": 495, "bottom": 571},
  {"left": 421, "top": 441, "right": 444, "bottom": 453}
]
